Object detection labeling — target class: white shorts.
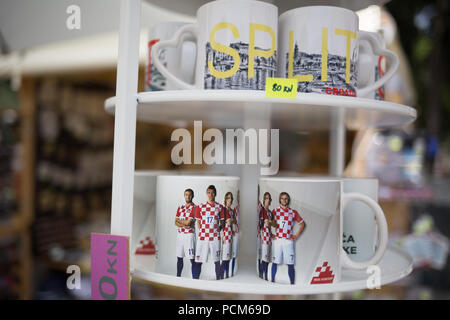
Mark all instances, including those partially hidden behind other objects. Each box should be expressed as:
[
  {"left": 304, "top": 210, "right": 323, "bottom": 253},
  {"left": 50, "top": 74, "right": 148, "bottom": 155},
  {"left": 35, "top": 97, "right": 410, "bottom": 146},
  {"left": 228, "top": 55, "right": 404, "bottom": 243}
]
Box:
[
  {"left": 195, "top": 239, "right": 220, "bottom": 263},
  {"left": 257, "top": 234, "right": 261, "bottom": 260},
  {"left": 261, "top": 242, "right": 271, "bottom": 262},
  {"left": 222, "top": 242, "right": 232, "bottom": 261},
  {"left": 271, "top": 239, "right": 295, "bottom": 265},
  {"left": 176, "top": 233, "right": 195, "bottom": 259},
  {"left": 232, "top": 234, "right": 239, "bottom": 258}
]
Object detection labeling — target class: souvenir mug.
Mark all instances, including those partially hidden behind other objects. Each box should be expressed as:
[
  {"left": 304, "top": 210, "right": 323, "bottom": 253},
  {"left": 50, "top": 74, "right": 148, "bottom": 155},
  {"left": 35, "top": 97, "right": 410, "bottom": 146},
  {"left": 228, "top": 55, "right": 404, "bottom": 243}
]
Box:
[
  {"left": 358, "top": 32, "right": 386, "bottom": 100},
  {"left": 278, "top": 6, "right": 399, "bottom": 97},
  {"left": 146, "top": 22, "right": 196, "bottom": 91},
  {"left": 342, "top": 178, "right": 381, "bottom": 262},
  {"left": 296, "top": 175, "right": 386, "bottom": 264},
  {"left": 132, "top": 171, "right": 161, "bottom": 256},
  {"left": 155, "top": 175, "right": 240, "bottom": 280},
  {"left": 151, "top": 0, "right": 278, "bottom": 90},
  {"left": 257, "top": 177, "right": 388, "bottom": 285}
]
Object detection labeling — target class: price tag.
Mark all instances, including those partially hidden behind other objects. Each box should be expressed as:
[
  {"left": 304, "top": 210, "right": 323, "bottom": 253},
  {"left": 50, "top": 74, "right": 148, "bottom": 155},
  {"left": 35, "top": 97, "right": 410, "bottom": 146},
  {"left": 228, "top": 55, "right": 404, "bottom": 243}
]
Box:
[
  {"left": 91, "top": 233, "right": 130, "bottom": 300},
  {"left": 265, "top": 77, "right": 298, "bottom": 99}
]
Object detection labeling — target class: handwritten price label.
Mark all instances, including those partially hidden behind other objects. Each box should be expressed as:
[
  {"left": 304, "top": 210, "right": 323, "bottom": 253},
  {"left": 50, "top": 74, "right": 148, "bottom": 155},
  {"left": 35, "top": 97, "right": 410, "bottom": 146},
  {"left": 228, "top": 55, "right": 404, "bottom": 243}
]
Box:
[
  {"left": 265, "top": 78, "right": 298, "bottom": 99},
  {"left": 91, "top": 233, "right": 130, "bottom": 300}
]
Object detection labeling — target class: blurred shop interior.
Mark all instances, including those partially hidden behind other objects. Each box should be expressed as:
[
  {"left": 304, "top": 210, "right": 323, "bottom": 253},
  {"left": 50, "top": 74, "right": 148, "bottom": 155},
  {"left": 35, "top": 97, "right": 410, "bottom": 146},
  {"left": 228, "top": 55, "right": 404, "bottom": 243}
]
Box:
[{"left": 0, "top": 0, "right": 450, "bottom": 300}]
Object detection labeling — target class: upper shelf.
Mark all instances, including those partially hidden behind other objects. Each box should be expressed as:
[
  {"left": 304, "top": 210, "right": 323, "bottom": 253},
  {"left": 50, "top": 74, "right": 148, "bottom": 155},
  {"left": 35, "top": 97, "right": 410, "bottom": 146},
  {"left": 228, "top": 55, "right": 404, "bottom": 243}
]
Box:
[
  {"left": 145, "top": 0, "right": 391, "bottom": 16},
  {"left": 104, "top": 90, "right": 416, "bottom": 130}
]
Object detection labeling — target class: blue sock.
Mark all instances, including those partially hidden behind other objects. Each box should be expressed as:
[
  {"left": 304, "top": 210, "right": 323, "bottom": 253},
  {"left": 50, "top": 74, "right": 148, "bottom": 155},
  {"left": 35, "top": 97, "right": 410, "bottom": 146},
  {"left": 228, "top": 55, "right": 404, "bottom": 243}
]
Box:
[
  {"left": 176, "top": 257, "right": 183, "bottom": 277},
  {"left": 262, "top": 261, "right": 268, "bottom": 280},
  {"left": 224, "top": 260, "right": 230, "bottom": 278},
  {"left": 258, "top": 260, "right": 263, "bottom": 278},
  {"left": 231, "top": 258, "right": 236, "bottom": 276},
  {"left": 271, "top": 263, "right": 277, "bottom": 282},
  {"left": 288, "top": 264, "right": 295, "bottom": 285},
  {"left": 215, "top": 262, "right": 221, "bottom": 280},
  {"left": 190, "top": 259, "right": 195, "bottom": 278},
  {"left": 193, "top": 262, "right": 202, "bottom": 279}
]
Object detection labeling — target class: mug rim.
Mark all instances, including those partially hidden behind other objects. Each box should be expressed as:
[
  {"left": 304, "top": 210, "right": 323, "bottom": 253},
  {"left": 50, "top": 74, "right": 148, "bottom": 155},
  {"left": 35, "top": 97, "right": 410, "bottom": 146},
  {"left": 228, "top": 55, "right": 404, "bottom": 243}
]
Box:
[
  {"left": 158, "top": 175, "right": 240, "bottom": 181},
  {"left": 259, "top": 177, "right": 341, "bottom": 183},
  {"left": 197, "top": 0, "right": 278, "bottom": 16},
  {"left": 149, "top": 21, "right": 189, "bottom": 31},
  {"left": 296, "top": 175, "right": 378, "bottom": 182},
  {"left": 279, "top": 5, "right": 357, "bottom": 22}
]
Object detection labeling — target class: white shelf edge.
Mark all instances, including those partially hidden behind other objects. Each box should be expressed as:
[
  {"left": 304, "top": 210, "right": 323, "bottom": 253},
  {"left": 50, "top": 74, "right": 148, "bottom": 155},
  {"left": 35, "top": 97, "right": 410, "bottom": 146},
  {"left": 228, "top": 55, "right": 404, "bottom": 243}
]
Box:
[
  {"left": 104, "top": 90, "right": 417, "bottom": 129},
  {"left": 131, "top": 245, "right": 413, "bottom": 295}
]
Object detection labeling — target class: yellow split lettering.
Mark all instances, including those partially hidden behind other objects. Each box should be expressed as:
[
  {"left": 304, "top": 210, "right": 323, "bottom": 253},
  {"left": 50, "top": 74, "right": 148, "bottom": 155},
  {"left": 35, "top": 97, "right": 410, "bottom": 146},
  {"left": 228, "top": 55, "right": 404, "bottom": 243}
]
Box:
[
  {"left": 248, "top": 23, "right": 276, "bottom": 79},
  {"left": 208, "top": 22, "right": 241, "bottom": 79}
]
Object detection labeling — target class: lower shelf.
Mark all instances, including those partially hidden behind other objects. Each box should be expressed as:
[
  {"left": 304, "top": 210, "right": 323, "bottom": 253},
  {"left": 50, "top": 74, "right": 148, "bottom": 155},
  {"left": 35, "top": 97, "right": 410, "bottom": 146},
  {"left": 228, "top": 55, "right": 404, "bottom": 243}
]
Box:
[{"left": 131, "top": 245, "right": 413, "bottom": 295}]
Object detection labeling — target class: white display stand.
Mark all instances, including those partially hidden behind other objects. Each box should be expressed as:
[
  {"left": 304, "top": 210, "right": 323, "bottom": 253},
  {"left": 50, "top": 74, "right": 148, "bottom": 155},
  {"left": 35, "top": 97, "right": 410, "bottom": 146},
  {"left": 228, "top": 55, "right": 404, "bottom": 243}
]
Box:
[
  {"left": 107, "top": 0, "right": 415, "bottom": 295},
  {"left": 132, "top": 245, "right": 412, "bottom": 295}
]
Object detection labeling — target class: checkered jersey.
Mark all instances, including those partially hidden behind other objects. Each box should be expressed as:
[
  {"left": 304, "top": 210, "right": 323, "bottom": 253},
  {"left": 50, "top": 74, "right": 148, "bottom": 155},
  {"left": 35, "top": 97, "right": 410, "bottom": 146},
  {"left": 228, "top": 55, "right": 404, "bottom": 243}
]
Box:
[
  {"left": 175, "top": 203, "right": 195, "bottom": 234},
  {"left": 195, "top": 201, "right": 224, "bottom": 241},
  {"left": 260, "top": 207, "right": 273, "bottom": 245},
  {"left": 221, "top": 207, "right": 234, "bottom": 244},
  {"left": 272, "top": 206, "right": 303, "bottom": 240}
]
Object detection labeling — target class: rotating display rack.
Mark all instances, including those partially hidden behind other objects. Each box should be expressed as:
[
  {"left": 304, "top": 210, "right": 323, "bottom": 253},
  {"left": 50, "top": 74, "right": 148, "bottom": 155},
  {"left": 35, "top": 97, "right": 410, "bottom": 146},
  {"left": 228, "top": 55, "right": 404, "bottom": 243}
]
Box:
[{"left": 107, "top": 0, "right": 415, "bottom": 295}]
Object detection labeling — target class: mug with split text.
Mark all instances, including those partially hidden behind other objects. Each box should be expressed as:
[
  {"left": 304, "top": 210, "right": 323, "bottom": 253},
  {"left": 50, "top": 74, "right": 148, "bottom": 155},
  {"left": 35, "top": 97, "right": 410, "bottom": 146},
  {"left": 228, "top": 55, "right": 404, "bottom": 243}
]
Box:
[
  {"left": 152, "top": 0, "right": 278, "bottom": 91},
  {"left": 257, "top": 177, "right": 388, "bottom": 285},
  {"left": 278, "top": 6, "right": 399, "bottom": 98},
  {"left": 155, "top": 175, "right": 240, "bottom": 281},
  {"left": 358, "top": 32, "right": 387, "bottom": 100},
  {"left": 146, "top": 22, "right": 196, "bottom": 91}
]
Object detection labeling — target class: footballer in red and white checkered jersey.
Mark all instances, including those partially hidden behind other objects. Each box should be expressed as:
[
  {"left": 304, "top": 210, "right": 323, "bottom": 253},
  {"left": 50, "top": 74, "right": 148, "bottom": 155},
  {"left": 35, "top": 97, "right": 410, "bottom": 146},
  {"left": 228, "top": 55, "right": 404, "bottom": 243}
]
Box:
[
  {"left": 220, "top": 192, "right": 234, "bottom": 279},
  {"left": 260, "top": 192, "right": 274, "bottom": 281},
  {"left": 174, "top": 189, "right": 196, "bottom": 277},
  {"left": 193, "top": 185, "right": 225, "bottom": 280},
  {"left": 231, "top": 190, "right": 240, "bottom": 276},
  {"left": 271, "top": 192, "right": 306, "bottom": 284},
  {"left": 257, "top": 185, "right": 264, "bottom": 278}
]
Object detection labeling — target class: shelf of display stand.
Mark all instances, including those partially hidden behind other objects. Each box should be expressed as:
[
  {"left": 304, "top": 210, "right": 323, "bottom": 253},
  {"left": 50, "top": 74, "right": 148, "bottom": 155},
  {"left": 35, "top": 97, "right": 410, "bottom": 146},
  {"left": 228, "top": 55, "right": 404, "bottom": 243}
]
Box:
[
  {"left": 145, "top": 0, "right": 391, "bottom": 17},
  {"left": 131, "top": 245, "right": 412, "bottom": 295},
  {"left": 104, "top": 90, "right": 417, "bottom": 130}
]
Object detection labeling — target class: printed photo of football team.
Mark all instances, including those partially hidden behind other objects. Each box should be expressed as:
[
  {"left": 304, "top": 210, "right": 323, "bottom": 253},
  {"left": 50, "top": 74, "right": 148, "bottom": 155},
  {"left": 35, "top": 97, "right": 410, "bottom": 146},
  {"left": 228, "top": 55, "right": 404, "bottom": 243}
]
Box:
[
  {"left": 257, "top": 185, "right": 306, "bottom": 285},
  {"left": 174, "top": 185, "right": 240, "bottom": 280}
]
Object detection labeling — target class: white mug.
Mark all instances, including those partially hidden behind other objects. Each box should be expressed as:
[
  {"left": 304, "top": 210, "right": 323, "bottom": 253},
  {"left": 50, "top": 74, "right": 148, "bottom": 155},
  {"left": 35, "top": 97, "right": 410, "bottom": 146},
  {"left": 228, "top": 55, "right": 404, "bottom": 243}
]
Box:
[
  {"left": 146, "top": 22, "right": 196, "bottom": 91},
  {"left": 132, "top": 171, "right": 163, "bottom": 256},
  {"left": 358, "top": 32, "right": 386, "bottom": 100},
  {"left": 155, "top": 175, "right": 240, "bottom": 280},
  {"left": 278, "top": 6, "right": 398, "bottom": 97},
  {"left": 342, "top": 178, "right": 381, "bottom": 262},
  {"left": 258, "top": 177, "right": 388, "bottom": 285},
  {"left": 152, "top": 0, "right": 278, "bottom": 91}
]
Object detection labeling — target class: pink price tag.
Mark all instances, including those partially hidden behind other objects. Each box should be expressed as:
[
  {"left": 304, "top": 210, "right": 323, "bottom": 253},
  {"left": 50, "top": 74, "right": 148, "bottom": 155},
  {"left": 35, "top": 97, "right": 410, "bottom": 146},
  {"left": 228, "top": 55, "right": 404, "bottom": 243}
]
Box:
[{"left": 91, "top": 233, "right": 130, "bottom": 300}]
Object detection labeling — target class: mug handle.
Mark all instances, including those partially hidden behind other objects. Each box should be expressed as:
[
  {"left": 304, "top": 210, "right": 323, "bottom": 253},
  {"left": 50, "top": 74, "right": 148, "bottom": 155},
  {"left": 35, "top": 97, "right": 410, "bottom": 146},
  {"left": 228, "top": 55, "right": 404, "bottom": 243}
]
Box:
[
  {"left": 340, "top": 192, "right": 388, "bottom": 270},
  {"left": 151, "top": 24, "right": 198, "bottom": 90},
  {"left": 356, "top": 31, "right": 399, "bottom": 97},
  {"left": 357, "top": 40, "right": 374, "bottom": 88}
]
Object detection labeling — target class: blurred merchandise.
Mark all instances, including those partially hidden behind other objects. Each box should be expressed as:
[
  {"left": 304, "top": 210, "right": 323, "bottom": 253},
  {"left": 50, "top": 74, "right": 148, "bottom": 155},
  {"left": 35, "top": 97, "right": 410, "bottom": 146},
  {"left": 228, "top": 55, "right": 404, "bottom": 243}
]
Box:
[
  {"left": 0, "top": 236, "right": 20, "bottom": 299},
  {"left": 32, "top": 79, "right": 114, "bottom": 260},
  {"left": 402, "top": 215, "right": 449, "bottom": 270},
  {"left": 365, "top": 129, "right": 426, "bottom": 187}
]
